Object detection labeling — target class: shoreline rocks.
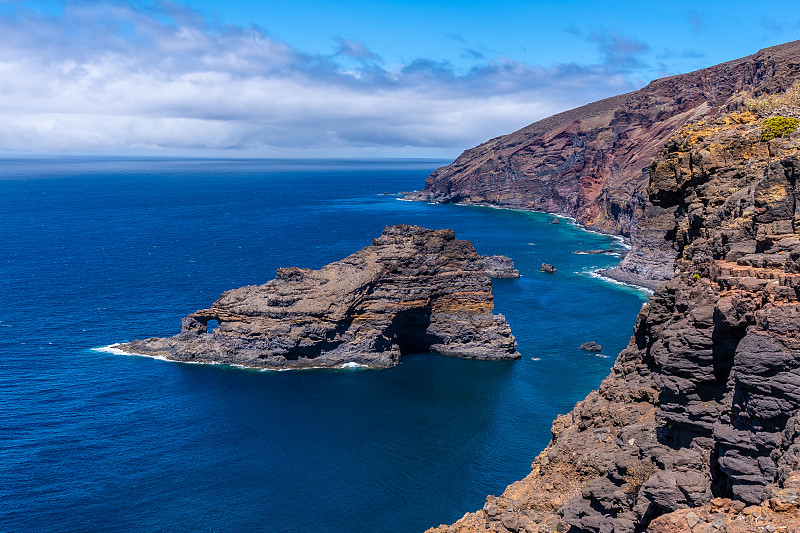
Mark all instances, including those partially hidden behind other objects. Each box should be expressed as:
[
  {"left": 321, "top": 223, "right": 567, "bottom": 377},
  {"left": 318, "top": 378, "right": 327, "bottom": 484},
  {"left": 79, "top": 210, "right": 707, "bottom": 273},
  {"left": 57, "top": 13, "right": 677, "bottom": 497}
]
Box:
[
  {"left": 116, "top": 225, "right": 521, "bottom": 370},
  {"left": 539, "top": 263, "right": 557, "bottom": 273}
]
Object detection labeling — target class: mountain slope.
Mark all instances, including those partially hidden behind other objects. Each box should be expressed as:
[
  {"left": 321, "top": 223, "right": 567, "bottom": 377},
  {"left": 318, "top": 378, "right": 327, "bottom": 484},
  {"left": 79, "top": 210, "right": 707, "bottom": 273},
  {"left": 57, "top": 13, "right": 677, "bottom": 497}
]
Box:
[{"left": 410, "top": 41, "right": 800, "bottom": 288}]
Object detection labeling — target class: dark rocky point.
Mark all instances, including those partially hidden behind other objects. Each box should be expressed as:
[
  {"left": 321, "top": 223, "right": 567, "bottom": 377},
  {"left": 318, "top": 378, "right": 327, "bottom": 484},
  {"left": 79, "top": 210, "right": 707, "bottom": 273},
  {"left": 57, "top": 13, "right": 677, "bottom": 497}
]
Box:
[
  {"left": 480, "top": 255, "right": 521, "bottom": 278},
  {"left": 579, "top": 341, "right": 602, "bottom": 352},
  {"left": 115, "top": 225, "right": 520, "bottom": 370},
  {"left": 539, "top": 263, "right": 557, "bottom": 273},
  {"left": 574, "top": 248, "right": 617, "bottom": 255}
]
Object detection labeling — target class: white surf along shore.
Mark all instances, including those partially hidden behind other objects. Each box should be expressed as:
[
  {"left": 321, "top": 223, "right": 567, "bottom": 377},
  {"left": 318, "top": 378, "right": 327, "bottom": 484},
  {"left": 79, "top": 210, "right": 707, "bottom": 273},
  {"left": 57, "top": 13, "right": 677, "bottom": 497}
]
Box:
[{"left": 92, "top": 344, "right": 370, "bottom": 372}]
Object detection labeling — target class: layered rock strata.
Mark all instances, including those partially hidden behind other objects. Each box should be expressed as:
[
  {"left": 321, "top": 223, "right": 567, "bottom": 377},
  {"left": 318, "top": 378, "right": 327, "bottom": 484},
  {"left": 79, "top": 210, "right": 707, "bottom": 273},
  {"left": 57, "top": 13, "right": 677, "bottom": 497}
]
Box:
[
  {"left": 116, "top": 225, "right": 520, "bottom": 369},
  {"left": 428, "top": 110, "right": 800, "bottom": 531},
  {"left": 409, "top": 40, "right": 800, "bottom": 288}
]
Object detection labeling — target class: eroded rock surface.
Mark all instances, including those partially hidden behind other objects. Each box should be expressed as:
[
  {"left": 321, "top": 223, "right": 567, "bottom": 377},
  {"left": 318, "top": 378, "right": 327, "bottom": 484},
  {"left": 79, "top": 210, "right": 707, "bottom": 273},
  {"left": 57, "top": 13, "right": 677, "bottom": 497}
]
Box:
[
  {"left": 427, "top": 110, "right": 800, "bottom": 532},
  {"left": 116, "top": 225, "right": 520, "bottom": 369}
]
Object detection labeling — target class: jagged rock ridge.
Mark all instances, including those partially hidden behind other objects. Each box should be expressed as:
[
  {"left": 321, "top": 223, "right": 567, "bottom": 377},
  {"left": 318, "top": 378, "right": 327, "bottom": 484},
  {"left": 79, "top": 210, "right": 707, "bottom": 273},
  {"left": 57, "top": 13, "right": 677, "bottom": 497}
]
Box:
[
  {"left": 115, "top": 225, "right": 520, "bottom": 369},
  {"left": 409, "top": 40, "right": 800, "bottom": 289},
  {"left": 427, "top": 108, "right": 800, "bottom": 531}
]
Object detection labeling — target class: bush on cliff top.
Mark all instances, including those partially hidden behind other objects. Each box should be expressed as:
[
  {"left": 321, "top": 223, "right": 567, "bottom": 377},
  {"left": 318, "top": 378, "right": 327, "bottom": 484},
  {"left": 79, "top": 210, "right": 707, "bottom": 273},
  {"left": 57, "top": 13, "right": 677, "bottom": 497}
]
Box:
[
  {"left": 745, "top": 81, "right": 800, "bottom": 115},
  {"left": 760, "top": 116, "right": 799, "bottom": 141}
]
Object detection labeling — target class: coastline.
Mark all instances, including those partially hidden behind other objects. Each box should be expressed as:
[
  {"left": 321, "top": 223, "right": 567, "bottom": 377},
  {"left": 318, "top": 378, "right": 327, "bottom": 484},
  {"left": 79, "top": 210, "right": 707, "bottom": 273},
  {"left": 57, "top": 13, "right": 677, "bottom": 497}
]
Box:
[
  {"left": 92, "top": 344, "right": 373, "bottom": 372},
  {"left": 407, "top": 196, "right": 633, "bottom": 249},
  {"left": 404, "top": 195, "right": 655, "bottom": 292},
  {"left": 585, "top": 268, "right": 654, "bottom": 296}
]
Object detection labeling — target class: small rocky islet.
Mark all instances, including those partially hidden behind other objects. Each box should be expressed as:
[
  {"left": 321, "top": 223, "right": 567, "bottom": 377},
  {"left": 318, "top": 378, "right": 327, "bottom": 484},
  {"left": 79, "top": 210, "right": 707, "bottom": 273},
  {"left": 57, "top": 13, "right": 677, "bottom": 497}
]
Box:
[{"left": 115, "top": 225, "right": 520, "bottom": 369}]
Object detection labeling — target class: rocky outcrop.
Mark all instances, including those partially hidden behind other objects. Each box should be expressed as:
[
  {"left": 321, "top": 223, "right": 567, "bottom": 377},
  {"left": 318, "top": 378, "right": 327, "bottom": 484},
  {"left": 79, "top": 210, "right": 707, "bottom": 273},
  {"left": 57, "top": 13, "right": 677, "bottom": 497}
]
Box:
[
  {"left": 426, "top": 107, "right": 800, "bottom": 531},
  {"left": 481, "top": 255, "right": 521, "bottom": 278},
  {"left": 579, "top": 341, "right": 602, "bottom": 352},
  {"left": 409, "top": 40, "right": 800, "bottom": 288},
  {"left": 539, "top": 263, "right": 557, "bottom": 274},
  {"left": 115, "top": 225, "right": 520, "bottom": 369}
]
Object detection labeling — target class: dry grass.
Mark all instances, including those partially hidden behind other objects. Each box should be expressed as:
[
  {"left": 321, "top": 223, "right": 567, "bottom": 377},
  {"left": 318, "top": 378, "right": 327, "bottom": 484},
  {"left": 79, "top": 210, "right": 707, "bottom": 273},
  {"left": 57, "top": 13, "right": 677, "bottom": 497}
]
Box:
[
  {"left": 744, "top": 82, "right": 800, "bottom": 115},
  {"left": 622, "top": 463, "right": 656, "bottom": 494}
]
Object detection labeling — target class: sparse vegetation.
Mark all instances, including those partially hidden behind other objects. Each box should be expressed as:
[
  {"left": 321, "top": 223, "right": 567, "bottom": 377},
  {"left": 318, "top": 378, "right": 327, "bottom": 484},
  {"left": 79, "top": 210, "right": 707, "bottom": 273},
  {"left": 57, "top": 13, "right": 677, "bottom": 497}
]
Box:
[
  {"left": 745, "top": 81, "right": 800, "bottom": 115},
  {"left": 622, "top": 464, "right": 656, "bottom": 494},
  {"left": 760, "top": 116, "right": 799, "bottom": 141}
]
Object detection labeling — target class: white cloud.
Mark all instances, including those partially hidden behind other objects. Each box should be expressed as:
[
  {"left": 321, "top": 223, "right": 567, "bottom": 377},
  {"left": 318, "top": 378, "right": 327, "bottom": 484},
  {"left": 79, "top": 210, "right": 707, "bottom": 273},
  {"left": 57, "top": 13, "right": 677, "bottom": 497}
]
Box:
[{"left": 0, "top": 1, "right": 642, "bottom": 157}]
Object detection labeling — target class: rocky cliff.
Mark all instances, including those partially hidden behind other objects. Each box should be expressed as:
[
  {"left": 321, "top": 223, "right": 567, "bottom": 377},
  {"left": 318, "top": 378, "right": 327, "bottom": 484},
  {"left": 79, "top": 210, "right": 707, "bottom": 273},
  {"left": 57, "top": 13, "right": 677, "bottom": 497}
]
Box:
[
  {"left": 427, "top": 106, "right": 800, "bottom": 532},
  {"left": 409, "top": 40, "right": 800, "bottom": 289},
  {"left": 115, "top": 225, "right": 520, "bottom": 369}
]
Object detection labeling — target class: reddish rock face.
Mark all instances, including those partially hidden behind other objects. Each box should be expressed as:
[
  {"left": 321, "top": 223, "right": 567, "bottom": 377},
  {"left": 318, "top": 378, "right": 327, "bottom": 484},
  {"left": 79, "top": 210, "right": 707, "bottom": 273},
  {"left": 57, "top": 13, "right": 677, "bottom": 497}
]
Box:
[
  {"left": 409, "top": 40, "right": 800, "bottom": 240},
  {"left": 115, "top": 225, "right": 520, "bottom": 369}
]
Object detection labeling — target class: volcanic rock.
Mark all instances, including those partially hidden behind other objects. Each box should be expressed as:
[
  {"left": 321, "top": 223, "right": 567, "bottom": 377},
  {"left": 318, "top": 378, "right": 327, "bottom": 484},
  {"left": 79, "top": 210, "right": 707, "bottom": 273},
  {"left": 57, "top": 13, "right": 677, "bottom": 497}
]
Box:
[
  {"left": 539, "top": 263, "right": 557, "bottom": 273},
  {"left": 579, "top": 341, "right": 602, "bottom": 352},
  {"left": 115, "top": 225, "right": 520, "bottom": 370},
  {"left": 426, "top": 90, "right": 800, "bottom": 532},
  {"left": 480, "top": 255, "right": 521, "bottom": 278},
  {"left": 574, "top": 249, "right": 617, "bottom": 255}
]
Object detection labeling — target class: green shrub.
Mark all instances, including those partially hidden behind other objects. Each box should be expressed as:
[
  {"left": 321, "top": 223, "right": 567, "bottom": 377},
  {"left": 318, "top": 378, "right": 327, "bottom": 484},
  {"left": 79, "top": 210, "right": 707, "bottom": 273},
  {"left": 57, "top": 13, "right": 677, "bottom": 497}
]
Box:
[
  {"left": 761, "top": 116, "right": 799, "bottom": 141},
  {"left": 692, "top": 274, "right": 700, "bottom": 280}
]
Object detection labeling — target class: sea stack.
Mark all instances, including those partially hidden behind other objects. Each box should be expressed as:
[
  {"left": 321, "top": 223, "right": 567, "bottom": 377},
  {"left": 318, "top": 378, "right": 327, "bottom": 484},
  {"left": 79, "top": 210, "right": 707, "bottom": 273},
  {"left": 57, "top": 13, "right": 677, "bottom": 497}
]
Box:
[
  {"left": 480, "top": 255, "right": 521, "bottom": 278},
  {"left": 115, "top": 225, "right": 520, "bottom": 369}
]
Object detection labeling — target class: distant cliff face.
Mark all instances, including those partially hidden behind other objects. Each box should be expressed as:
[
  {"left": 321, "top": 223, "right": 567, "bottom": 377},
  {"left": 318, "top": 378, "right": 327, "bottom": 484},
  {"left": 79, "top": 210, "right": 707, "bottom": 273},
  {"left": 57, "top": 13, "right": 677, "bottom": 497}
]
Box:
[
  {"left": 116, "top": 225, "right": 520, "bottom": 369},
  {"left": 409, "top": 41, "right": 800, "bottom": 244},
  {"left": 427, "top": 108, "right": 800, "bottom": 531}
]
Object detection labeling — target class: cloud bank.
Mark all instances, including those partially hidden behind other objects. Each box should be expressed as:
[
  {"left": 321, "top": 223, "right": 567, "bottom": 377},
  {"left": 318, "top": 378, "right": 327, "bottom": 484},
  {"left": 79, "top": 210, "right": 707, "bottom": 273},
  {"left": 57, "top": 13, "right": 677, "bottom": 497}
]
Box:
[{"left": 0, "top": 1, "right": 646, "bottom": 157}]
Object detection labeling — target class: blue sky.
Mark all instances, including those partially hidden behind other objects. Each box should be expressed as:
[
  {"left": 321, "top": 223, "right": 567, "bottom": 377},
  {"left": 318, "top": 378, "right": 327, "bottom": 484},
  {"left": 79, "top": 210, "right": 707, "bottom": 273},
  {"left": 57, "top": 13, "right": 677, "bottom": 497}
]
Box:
[{"left": 0, "top": 0, "right": 796, "bottom": 157}]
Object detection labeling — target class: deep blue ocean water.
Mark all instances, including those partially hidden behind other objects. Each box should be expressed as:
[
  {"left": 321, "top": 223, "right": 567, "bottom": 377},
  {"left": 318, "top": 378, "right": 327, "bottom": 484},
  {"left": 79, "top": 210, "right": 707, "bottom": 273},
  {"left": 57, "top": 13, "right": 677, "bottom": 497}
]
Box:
[{"left": 0, "top": 158, "right": 647, "bottom": 532}]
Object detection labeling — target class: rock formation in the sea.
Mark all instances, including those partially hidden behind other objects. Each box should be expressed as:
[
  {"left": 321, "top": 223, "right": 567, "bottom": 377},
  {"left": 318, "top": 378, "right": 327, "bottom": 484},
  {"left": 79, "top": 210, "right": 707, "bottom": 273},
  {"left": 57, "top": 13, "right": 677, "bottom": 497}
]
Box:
[
  {"left": 408, "top": 40, "right": 800, "bottom": 290},
  {"left": 427, "top": 96, "right": 800, "bottom": 531},
  {"left": 116, "top": 225, "right": 520, "bottom": 369},
  {"left": 539, "top": 263, "right": 557, "bottom": 274},
  {"left": 481, "top": 255, "right": 521, "bottom": 278},
  {"left": 579, "top": 341, "right": 602, "bottom": 352}
]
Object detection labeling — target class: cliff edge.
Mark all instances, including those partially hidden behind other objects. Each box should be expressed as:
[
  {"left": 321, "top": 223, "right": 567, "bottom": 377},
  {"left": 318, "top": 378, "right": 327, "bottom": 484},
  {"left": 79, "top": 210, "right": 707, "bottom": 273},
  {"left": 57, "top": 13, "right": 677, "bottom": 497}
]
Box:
[
  {"left": 427, "top": 106, "right": 800, "bottom": 531},
  {"left": 115, "top": 225, "right": 520, "bottom": 369}
]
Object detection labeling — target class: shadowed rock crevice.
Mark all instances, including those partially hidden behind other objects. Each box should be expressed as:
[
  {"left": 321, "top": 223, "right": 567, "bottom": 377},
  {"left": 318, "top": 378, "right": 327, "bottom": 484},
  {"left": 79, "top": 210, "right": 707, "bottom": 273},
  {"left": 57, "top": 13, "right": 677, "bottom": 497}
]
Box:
[{"left": 389, "top": 308, "right": 438, "bottom": 356}]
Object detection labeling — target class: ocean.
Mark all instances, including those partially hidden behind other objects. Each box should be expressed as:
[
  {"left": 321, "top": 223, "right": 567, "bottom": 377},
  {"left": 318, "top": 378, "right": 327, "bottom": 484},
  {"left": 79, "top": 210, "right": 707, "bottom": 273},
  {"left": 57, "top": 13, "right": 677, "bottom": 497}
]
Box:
[{"left": 0, "top": 158, "right": 647, "bottom": 532}]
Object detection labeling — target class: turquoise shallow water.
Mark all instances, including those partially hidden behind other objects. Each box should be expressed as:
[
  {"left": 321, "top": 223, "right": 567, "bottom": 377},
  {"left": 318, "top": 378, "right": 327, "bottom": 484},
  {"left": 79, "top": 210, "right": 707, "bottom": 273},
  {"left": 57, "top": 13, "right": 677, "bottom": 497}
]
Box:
[{"left": 0, "top": 158, "right": 647, "bottom": 532}]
